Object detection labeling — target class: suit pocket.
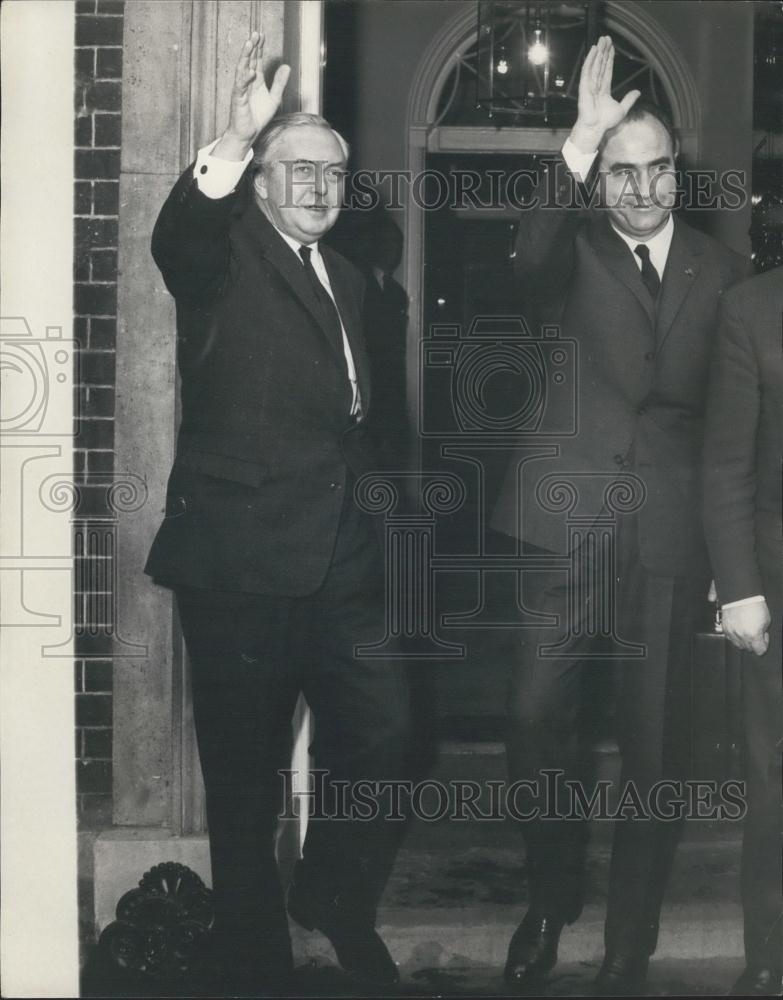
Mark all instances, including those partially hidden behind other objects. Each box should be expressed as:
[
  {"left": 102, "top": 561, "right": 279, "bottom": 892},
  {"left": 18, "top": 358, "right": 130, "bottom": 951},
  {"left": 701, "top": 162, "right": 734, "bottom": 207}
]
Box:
[{"left": 174, "top": 448, "right": 266, "bottom": 487}]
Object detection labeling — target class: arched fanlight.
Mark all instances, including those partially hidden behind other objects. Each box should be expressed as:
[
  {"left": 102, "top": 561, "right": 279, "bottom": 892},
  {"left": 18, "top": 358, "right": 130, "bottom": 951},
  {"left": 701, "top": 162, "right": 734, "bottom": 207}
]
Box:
[{"left": 477, "top": 0, "right": 601, "bottom": 122}]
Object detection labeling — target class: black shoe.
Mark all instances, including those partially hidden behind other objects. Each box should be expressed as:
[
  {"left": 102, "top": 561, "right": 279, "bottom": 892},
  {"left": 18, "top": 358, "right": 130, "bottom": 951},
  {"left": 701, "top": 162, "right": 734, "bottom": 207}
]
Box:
[
  {"left": 592, "top": 952, "right": 649, "bottom": 996},
  {"left": 287, "top": 881, "right": 399, "bottom": 985},
  {"left": 730, "top": 967, "right": 783, "bottom": 996},
  {"left": 503, "top": 910, "right": 565, "bottom": 983}
]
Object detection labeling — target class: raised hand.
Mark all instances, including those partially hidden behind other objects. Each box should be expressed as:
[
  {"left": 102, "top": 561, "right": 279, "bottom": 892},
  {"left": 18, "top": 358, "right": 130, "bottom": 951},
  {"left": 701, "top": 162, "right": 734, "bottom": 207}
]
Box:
[
  {"left": 215, "top": 31, "right": 291, "bottom": 161},
  {"left": 570, "top": 36, "right": 641, "bottom": 154}
]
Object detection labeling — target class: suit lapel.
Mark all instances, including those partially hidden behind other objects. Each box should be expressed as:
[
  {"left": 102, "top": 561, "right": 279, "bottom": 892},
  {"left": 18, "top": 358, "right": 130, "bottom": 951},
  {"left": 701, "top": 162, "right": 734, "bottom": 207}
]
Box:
[
  {"left": 655, "top": 218, "right": 702, "bottom": 352},
  {"left": 589, "top": 216, "right": 656, "bottom": 329},
  {"left": 322, "top": 244, "right": 372, "bottom": 413},
  {"left": 240, "top": 205, "right": 347, "bottom": 369}
]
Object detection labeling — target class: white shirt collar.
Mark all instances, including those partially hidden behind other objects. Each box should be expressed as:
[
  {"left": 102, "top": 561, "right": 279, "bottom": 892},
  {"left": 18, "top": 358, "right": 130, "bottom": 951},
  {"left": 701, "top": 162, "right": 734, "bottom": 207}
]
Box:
[
  {"left": 611, "top": 214, "right": 674, "bottom": 279},
  {"left": 272, "top": 225, "right": 318, "bottom": 259}
]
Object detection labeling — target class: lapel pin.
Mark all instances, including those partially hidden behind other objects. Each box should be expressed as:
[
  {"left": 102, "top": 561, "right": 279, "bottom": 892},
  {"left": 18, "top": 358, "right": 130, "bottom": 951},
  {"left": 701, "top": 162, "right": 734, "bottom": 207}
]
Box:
[{"left": 684, "top": 267, "right": 694, "bottom": 277}]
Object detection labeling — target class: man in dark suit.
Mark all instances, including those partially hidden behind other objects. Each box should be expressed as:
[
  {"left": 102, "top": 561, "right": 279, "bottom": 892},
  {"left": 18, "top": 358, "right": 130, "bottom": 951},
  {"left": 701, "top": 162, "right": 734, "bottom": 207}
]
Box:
[
  {"left": 145, "top": 32, "right": 409, "bottom": 993},
  {"left": 327, "top": 208, "right": 410, "bottom": 468},
  {"left": 360, "top": 214, "right": 410, "bottom": 470},
  {"left": 703, "top": 269, "right": 783, "bottom": 997},
  {"left": 491, "top": 37, "right": 753, "bottom": 994}
]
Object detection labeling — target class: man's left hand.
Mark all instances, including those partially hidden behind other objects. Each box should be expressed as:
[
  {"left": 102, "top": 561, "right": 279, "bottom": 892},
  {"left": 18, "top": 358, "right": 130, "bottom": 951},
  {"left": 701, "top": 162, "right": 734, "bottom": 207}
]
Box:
[{"left": 722, "top": 600, "right": 771, "bottom": 657}]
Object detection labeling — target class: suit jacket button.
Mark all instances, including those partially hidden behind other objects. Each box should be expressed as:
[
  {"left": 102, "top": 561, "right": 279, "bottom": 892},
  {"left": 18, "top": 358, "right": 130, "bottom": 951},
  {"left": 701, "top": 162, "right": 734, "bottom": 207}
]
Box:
[
  {"left": 644, "top": 351, "right": 654, "bottom": 361},
  {"left": 329, "top": 481, "right": 340, "bottom": 490},
  {"left": 613, "top": 454, "right": 624, "bottom": 466},
  {"left": 638, "top": 406, "right": 647, "bottom": 416},
  {"left": 166, "top": 495, "right": 187, "bottom": 515}
]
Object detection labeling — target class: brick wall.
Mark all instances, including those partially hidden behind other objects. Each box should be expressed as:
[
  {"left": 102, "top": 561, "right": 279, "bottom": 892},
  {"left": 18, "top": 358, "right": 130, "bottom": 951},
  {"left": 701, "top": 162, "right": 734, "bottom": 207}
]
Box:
[{"left": 74, "top": 0, "right": 124, "bottom": 829}]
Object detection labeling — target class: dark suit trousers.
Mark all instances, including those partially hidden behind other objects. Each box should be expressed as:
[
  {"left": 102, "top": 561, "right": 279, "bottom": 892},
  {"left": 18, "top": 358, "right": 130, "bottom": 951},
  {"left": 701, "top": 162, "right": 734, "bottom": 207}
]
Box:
[
  {"left": 506, "top": 515, "right": 704, "bottom": 955},
  {"left": 740, "top": 543, "right": 782, "bottom": 972},
  {"left": 175, "top": 489, "right": 410, "bottom": 979}
]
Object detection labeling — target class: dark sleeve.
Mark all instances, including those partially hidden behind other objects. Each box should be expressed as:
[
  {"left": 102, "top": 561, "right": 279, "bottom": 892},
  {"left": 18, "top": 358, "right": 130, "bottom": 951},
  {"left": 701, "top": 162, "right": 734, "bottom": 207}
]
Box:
[
  {"left": 513, "top": 154, "right": 590, "bottom": 303},
  {"left": 726, "top": 251, "right": 756, "bottom": 289},
  {"left": 151, "top": 163, "right": 248, "bottom": 305},
  {"left": 740, "top": 256, "right": 756, "bottom": 282},
  {"left": 702, "top": 291, "right": 763, "bottom": 603}
]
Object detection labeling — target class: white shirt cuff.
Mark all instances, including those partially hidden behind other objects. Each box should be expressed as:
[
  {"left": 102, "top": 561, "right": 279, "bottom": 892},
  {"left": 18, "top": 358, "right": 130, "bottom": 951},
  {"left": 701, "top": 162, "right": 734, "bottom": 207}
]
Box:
[
  {"left": 562, "top": 137, "right": 597, "bottom": 183},
  {"left": 194, "top": 138, "right": 253, "bottom": 200},
  {"left": 722, "top": 595, "right": 766, "bottom": 609}
]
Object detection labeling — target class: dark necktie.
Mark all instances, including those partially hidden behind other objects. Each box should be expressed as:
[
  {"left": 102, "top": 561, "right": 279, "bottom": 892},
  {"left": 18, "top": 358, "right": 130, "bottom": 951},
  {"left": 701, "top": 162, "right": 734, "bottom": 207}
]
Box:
[
  {"left": 634, "top": 243, "right": 661, "bottom": 301},
  {"left": 298, "top": 245, "right": 345, "bottom": 362}
]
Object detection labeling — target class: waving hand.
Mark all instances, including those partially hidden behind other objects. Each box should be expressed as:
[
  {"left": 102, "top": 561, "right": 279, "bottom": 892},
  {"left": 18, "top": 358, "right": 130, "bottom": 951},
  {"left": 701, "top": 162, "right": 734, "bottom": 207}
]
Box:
[
  {"left": 215, "top": 31, "right": 291, "bottom": 161},
  {"left": 570, "top": 36, "right": 641, "bottom": 154}
]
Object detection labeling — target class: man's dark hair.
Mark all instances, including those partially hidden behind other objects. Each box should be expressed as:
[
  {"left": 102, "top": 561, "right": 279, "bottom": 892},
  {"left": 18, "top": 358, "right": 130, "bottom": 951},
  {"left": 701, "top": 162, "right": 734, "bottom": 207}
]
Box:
[{"left": 599, "top": 100, "right": 679, "bottom": 159}]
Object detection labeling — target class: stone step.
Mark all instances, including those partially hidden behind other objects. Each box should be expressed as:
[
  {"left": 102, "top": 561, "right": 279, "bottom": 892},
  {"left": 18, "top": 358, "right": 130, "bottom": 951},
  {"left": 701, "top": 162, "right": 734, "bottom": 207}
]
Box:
[
  {"left": 289, "top": 957, "right": 744, "bottom": 997},
  {"left": 293, "top": 827, "right": 743, "bottom": 970},
  {"left": 292, "top": 737, "right": 744, "bottom": 977},
  {"left": 291, "top": 899, "right": 743, "bottom": 971}
]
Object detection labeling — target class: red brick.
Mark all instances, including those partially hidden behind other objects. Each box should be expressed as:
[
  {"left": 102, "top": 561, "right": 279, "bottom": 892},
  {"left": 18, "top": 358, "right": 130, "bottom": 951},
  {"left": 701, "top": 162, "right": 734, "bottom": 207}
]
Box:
[
  {"left": 74, "top": 255, "right": 90, "bottom": 283},
  {"left": 73, "top": 490, "right": 113, "bottom": 524},
  {"left": 75, "top": 147, "right": 120, "bottom": 180},
  {"left": 87, "top": 451, "right": 115, "bottom": 474},
  {"left": 89, "top": 317, "right": 116, "bottom": 349},
  {"left": 92, "top": 249, "right": 117, "bottom": 282},
  {"left": 96, "top": 48, "right": 123, "bottom": 79},
  {"left": 75, "top": 114, "right": 93, "bottom": 147},
  {"left": 75, "top": 181, "right": 92, "bottom": 216},
  {"left": 86, "top": 80, "right": 121, "bottom": 112},
  {"left": 74, "top": 388, "right": 82, "bottom": 426},
  {"left": 73, "top": 0, "right": 124, "bottom": 818},
  {"left": 79, "top": 350, "right": 117, "bottom": 384},
  {"left": 75, "top": 631, "right": 114, "bottom": 657},
  {"left": 75, "top": 282, "right": 117, "bottom": 316},
  {"left": 75, "top": 221, "right": 116, "bottom": 276},
  {"left": 81, "top": 386, "right": 115, "bottom": 418},
  {"left": 76, "top": 216, "right": 118, "bottom": 252},
  {"left": 85, "top": 661, "right": 113, "bottom": 692},
  {"left": 76, "top": 693, "right": 112, "bottom": 727},
  {"left": 93, "top": 180, "right": 119, "bottom": 215},
  {"left": 76, "top": 15, "right": 123, "bottom": 47},
  {"left": 76, "top": 418, "right": 115, "bottom": 450},
  {"left": 94, "top": 112, "right": 121, "bottom": 147},
  {"left": 75, "top": 46, "right": 95, "bottom": 81},
  {"left": 83, "top": 728, "right": 113, "bottom": 759},
  {"left": 76, "top": 758, "right": 112, "bottom": 794},
  {"left": 74, "top": 316, "right": 89, "bottom": 345}
]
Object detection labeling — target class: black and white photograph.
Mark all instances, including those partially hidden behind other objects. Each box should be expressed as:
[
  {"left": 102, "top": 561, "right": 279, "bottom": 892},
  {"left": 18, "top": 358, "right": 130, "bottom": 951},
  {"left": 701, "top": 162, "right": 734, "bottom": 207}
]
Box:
[{"left": 1, "top": 1, "right": 781, "bottom": 997}]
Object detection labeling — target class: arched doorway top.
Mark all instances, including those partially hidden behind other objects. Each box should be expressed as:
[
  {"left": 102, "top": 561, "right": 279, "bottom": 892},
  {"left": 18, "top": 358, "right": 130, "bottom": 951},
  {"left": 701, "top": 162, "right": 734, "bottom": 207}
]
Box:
[{"left": 407, "top": 2, "right": 700, "bottom": 155}]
